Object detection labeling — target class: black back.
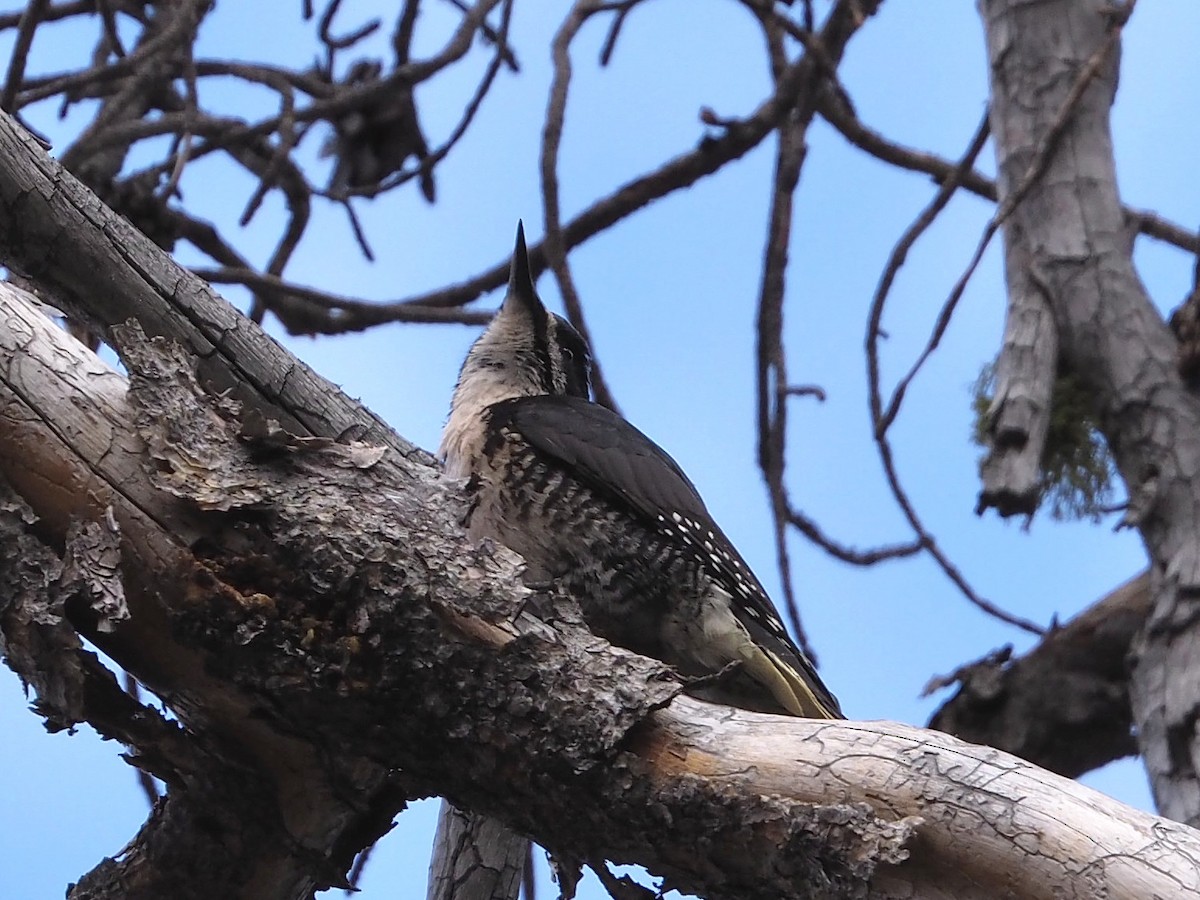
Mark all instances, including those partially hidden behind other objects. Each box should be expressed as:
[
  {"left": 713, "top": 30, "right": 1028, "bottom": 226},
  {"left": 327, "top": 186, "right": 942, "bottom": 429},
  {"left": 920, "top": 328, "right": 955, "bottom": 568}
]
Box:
[
  {"left": 490, "top": 394, "right": 706, "bottom": 525},
  {"left": 487, "top": 394, "right": 841, "bottom": 717}
]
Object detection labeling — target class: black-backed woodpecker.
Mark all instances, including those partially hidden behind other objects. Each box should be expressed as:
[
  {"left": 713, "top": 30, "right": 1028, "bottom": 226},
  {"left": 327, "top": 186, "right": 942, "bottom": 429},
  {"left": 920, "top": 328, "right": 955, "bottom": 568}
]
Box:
[{"left": 440, "top": 224, "right": 841, "bottom": 719}]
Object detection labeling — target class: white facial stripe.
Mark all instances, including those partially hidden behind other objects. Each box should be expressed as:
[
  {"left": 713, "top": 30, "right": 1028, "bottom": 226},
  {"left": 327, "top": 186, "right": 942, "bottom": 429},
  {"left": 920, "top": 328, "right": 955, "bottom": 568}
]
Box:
[{"left": 547, "top": 316, "right": 566, "bottom": 393}]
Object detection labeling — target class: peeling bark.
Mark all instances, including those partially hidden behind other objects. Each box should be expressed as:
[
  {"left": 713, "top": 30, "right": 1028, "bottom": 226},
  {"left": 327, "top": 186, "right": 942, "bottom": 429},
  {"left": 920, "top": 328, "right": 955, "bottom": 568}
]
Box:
[
  {"left": 977, "top": 225, "right": 1058, "bottom": 517},
  {"left": 981, "top": 0, "right": 1200, "bottom": 826},
  {"left": 0, "top": 284, "right": 406, "bottom": 898},
  {"left": 2, "top": 245, "right": 1199, "bottom": 897}
]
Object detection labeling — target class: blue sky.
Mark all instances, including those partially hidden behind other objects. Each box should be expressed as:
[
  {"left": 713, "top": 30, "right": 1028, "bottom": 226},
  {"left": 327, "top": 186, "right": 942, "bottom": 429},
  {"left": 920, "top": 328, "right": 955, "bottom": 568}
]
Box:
[{"left": 2, "top": 2, "right": 1198, "bottom": 897}]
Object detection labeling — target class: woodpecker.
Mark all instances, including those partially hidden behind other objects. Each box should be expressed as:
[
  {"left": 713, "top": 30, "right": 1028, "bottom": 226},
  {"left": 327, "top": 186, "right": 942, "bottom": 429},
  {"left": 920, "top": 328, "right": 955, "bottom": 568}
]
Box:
[{"left": 440, "top": 224, "right": 841, "bottom": 719}]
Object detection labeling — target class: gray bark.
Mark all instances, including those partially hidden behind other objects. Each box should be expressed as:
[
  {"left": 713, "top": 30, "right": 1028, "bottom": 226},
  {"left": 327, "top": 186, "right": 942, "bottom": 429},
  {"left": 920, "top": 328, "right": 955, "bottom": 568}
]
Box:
[
  {"left": 0, "top": 107, "right": 413, "bottom": 455},
  {"left": 2, "top": 107, "right": 1198, "bottom": 897},
  {"left": 929, "top": 571, "right": 1147, "bottom": 777},
  {"left": 980, "top": 0, "right": 1200, "bottom": 825},
  {"left": 977, "top": 225, "right": 1058, "bottom": 516},
  {"left": 428, "top": 804, "right": 527, "bottom": 900}
]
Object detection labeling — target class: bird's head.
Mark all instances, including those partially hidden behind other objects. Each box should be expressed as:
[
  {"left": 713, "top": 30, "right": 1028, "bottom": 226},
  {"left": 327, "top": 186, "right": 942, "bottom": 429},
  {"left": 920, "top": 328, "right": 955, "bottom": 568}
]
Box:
[{"left": 453, "top": 223, "right": 592, "bottom": 405}]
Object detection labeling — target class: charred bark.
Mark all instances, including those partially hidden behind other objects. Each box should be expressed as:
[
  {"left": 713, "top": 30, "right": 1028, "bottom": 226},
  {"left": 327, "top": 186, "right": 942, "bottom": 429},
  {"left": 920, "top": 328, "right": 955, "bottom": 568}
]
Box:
[{"left": 0, "top": 197, "right": 1194, "bottom": 900}]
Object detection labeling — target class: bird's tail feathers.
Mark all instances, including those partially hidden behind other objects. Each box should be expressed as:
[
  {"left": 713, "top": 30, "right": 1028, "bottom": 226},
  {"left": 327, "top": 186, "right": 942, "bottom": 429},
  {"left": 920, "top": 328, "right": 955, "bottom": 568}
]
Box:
[{"left": 742, "top": 647, "right": 841, "bottom": 719}]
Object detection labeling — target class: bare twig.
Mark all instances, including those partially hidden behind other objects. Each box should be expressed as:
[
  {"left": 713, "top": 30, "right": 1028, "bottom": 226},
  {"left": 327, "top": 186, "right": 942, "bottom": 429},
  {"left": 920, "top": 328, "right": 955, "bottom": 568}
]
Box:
[
  {"left": 751, "top": 0, "right": 882, "bottom": 654},
  {"left": 543, "top": 1, "right": 621, "bottom": 412},
  {"left": 818, "top": 92, "right": 997, "bottom": 202},
  {"left": 236, "top": 71, "right": 300, "bottom": 227},
  {"left": 865, "top": 112, "right": 1045, "bottom": 635},
  {"left": 871, "top": 114, "right": 993, "bottom": 435},
  {"left": 787, "top": 507, "right": 924, "bottom": 566},
  {"left": 817, "top": 87, "right": 1198, "bottom": 255},
  {"left": 96, "top": 0, "right": 127, "bottom": 58},
  {"left": 393, "top": 1, "right": 418, "bottom": 66},
  {"left": 191, "top": 267, "right": 491, "bottom": 330},
  {"left": 226, "top": 139, "right": 312, "bottom": 286},
  {"left": 597, "top": 1, "right": 645, "bottom": 66},
  {"left": 32, "top": 0, "right": 503, "bottom": 139},
  {"left": 756, "top": 90, "right": 815, "bottom": 655},
  {"left": 443, "top": 0, "right": 520, "bottom": 71},
  {"left": 4, "top": 0, "right": 882, "bottom": 346},
  {"left": 404, "top": 9, "right": 868, "bottom": 317},
  {"left": 318, "top": 0, "right": 381, "bottom": 51},
  {"left": 340, "top": 199, "right": 375, "bottom": 264},
  {"left": 157, "top": 18, "right": 202, "bottom": 202},
  {"left": 0, "top": 0, "right": 88, "bottom": 31},
  {"left": 0, "top": 0, "right": 49, "bottom": 112},
  {"left": 347, "top": 0, "right": 516, "bottom": 201},
  {"left": 28, "top": 2, "right": 201, "bottom": 114}
]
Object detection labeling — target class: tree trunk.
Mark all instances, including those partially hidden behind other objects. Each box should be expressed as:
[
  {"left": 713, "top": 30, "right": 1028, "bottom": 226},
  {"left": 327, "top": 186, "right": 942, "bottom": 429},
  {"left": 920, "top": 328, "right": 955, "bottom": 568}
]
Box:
[
  {"left": 428, "top": 803, "right": 527, "bottom": 900},
  {"left": 979, "top": 0, "right": 1200, "bottom": 826}
]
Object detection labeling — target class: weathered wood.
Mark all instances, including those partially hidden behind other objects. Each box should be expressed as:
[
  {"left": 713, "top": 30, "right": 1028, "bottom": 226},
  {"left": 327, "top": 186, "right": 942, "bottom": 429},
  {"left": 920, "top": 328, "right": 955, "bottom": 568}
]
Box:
[
  {"left": 981, "top": 0, "right": 1200, "bottom": 827},
  {"left": 0, "top": 109, "right": 420, "bottom": 456},
  {"left": 977, "top": 225, "right": 1058, "bottom": 517},
  {"left": 929, "top": 571, "right": 1147, "bottom": 777},
  {"left": 0, "top": 283, "right": 403, "bottom": 899},
  {"left": 645, "top": 697, "right": 1200, "bottom": 900},
  {"left": 428, "top": 803, "right": 527, "bottom": 900},
  {"left": 3, "top": 266, "right": 1199, "bottom": 900}
]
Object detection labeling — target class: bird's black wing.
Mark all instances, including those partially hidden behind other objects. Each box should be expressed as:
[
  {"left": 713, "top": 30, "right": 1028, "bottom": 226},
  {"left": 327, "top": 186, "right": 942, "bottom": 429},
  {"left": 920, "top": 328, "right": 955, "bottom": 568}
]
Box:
[
  {"left": 487, "top": 395, "right": 842, "bottom": 718},
  {"left": 488, "top": 394, "right": 710, "bottom": 526}
]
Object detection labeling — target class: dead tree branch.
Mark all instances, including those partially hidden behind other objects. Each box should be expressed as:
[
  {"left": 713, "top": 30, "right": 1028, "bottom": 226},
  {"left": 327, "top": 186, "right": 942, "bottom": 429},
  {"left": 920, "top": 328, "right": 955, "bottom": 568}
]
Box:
[
  {"left": 928, "top": 571, "right": 1148, "bottom": 777},
  {"left": 981, "top": 0, "right": 1200, "bottom": 828},
  {"left": 1, "top": 283, "right": 1195, "bottom": 896}
]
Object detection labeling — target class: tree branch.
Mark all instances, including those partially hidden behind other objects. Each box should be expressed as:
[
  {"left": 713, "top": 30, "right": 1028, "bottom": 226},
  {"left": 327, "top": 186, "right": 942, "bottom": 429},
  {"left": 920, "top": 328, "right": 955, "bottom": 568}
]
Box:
[
  {"left": 0, "top": 108, "right": 415, "bottom": 454},
  {"left": 1, "top": 185, "right": 1197, "bottom": 900},
  {"left": 816, "top": 88, "right": 1200, "bottom": 255},
  {"left": 864, "top": 112, "right": 1044, "bottom": 634},
  {"left": 975, "top": 229, "right": 1059, "bottom": 517},
  {"left": 928, "top": 571, "right": 1148, "bottom": 777}
]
